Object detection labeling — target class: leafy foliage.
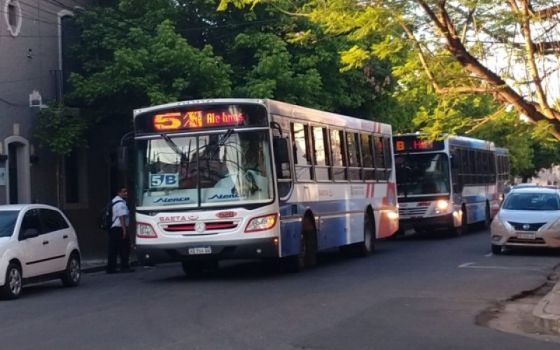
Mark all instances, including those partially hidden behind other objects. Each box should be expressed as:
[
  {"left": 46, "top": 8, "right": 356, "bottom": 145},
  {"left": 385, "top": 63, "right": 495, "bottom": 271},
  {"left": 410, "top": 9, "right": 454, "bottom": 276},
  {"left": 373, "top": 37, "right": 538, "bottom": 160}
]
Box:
[{"left": 33, "top": 104, "right": 88, "bottom": 156}]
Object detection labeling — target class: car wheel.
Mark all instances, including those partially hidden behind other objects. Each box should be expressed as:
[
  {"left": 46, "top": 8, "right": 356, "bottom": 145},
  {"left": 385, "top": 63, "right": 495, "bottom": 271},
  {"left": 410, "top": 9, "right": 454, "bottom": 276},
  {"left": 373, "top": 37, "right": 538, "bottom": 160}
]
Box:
[
  {"left": 491, "top": 244, "right": 503, "bottom": 255},
  {"left": 0, "top": 263, "right": 22, "bottom": 299},
  {"left": 61, "top": 253, "right": 81, "bottom": 287}
]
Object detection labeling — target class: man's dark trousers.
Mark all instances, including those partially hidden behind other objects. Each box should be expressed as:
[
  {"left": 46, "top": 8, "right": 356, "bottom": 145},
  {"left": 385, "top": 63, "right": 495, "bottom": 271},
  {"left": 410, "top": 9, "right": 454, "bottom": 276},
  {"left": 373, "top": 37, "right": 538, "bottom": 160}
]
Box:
[{"left": 107, "top": 226, "right": 130, "bottom": 272}]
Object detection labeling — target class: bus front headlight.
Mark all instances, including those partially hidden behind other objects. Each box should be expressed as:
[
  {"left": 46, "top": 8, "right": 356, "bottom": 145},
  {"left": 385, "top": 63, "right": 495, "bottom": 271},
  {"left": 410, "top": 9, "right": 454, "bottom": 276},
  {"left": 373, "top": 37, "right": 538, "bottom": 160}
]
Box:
[
  {"left": 435, "top": 199, "right": 449, "bottom": 213},
  {"left": 137, "top": 222, "right": 158, "bottom": 238}
]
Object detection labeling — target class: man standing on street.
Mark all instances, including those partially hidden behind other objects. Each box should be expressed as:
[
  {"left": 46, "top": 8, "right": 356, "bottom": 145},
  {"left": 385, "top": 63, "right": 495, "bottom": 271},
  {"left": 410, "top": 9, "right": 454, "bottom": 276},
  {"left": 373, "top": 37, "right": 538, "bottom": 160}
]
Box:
[{"left": 107, "top": 187, "right": 134, "bottom": 273}]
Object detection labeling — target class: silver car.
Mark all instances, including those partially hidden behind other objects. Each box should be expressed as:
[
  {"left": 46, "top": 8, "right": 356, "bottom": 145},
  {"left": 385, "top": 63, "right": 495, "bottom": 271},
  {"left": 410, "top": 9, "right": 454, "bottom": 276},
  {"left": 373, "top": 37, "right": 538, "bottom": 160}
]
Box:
[{"left": 490, "top": 187, "right": 560, "bottom": 254}]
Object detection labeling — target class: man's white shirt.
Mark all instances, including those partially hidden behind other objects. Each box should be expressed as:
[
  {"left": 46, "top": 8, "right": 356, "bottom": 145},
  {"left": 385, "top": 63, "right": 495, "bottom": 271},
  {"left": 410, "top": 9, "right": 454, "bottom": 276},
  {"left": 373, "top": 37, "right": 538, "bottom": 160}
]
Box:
[{"left": 111, "top": 196, "right": 129, "bottom": 228}]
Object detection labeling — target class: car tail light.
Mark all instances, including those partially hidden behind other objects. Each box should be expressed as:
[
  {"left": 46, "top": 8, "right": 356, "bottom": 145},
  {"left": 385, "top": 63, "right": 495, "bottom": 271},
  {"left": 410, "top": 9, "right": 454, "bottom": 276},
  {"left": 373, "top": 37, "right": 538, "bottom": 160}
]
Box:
[
  {"left": 136, "top": 222, "right": 158, "bottom": 238},
  {"left": 245, "top": 213, "right": 278, "bottom": 233}
]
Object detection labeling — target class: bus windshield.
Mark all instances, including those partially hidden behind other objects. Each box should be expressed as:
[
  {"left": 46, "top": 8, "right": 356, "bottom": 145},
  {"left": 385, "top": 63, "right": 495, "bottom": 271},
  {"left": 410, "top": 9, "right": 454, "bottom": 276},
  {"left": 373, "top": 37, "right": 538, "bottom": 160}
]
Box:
[
  {"left": 395, "top": 153, "right": 450, "bottom": 196},
  {"left": 136, "top": 130, "right": 273, "bottom": 208}
]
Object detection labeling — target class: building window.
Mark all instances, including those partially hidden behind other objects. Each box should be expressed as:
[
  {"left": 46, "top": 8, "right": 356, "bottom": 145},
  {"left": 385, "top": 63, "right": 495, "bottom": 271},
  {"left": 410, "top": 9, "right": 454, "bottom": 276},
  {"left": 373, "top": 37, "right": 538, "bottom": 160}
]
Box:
[
  {"left": 63, "top": 148, "right": 89, "bottom": 209},
  {"left": 4, "top": 0, "right": 22, "bottom": 37}
]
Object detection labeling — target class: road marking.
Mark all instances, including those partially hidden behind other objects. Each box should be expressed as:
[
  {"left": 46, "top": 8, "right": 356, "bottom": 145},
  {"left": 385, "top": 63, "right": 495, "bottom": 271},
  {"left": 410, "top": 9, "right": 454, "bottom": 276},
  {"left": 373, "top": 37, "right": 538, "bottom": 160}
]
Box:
[
  {"left": 484, "top": 253, "right": 493, "bottom": 257},
  {"left": 458, "top": 262, "right": 543, "bottom": 272}
]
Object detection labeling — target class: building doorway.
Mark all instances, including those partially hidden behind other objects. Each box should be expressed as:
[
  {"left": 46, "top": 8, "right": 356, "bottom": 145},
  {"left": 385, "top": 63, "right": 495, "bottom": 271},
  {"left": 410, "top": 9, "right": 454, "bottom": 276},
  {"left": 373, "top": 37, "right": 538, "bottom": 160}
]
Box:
[{"left": 5, "top": 137, "right": 30, "bottom": 204}]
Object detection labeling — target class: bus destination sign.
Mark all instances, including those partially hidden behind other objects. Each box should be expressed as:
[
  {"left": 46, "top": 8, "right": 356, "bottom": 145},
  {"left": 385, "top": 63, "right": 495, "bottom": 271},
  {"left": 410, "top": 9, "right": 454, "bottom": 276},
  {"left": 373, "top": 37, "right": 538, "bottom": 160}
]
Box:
[
  {"left": 394, "top": 137, "right": 444, "bottom": 153},
  {"left": 153, "top": 110, "right": 246, "bottom": 131}
]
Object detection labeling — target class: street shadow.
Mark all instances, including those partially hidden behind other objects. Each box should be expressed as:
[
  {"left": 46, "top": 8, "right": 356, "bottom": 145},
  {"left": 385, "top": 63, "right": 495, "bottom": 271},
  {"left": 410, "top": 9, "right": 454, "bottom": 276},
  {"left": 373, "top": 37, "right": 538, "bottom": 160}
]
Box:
[
  {"left": 146, "top": 248, "right": 387, "bottom": 284},
  {"left": 497, "top": 246, "right": 560, "bottom": 258}
]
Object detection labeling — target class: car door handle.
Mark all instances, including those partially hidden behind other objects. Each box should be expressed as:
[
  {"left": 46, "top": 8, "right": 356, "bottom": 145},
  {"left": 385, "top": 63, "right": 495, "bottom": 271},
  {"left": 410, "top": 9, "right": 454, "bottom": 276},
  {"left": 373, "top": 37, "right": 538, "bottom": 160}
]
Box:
[
  {"left": 63, "top": 235, "right": 68, "bottom": 239},
  {"left": 42, "top": 240, "right": 49, "bottom": 245}
]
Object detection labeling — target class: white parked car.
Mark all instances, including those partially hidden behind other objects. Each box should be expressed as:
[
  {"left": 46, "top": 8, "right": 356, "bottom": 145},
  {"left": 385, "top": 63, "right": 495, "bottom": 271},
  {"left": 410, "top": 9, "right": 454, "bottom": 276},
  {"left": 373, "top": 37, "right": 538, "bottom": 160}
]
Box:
[
  {"left": 490, "top": 187, "right": 560, "bottom": 254},
  {"left": 0, "top": 204, "right": 81, "bottom": 299}
]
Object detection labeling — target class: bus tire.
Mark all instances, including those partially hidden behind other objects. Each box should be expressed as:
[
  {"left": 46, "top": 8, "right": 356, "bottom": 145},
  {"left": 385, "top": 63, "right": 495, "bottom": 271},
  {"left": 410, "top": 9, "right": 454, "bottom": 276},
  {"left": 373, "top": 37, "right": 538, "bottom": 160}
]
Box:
[
  {"left": 482, "top": 203, "right": 491, "bottom": 229},
  {"left": 285, "top": 218, "right": 317, "bottom": 272},
  {"left": 450, "top": 206, "right": 467, "bottom": 237},
  {"left": 357, "top": 211, "right": 375, "bottom": 256}
]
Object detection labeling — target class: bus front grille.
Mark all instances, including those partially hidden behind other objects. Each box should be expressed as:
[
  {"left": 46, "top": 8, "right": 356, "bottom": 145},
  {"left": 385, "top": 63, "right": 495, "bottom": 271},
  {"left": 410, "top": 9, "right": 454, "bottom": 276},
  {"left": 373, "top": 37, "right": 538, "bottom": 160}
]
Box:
[
  {"left": 399, "top": 207, "right": 428, "bottom": 217},
  {"left": 161, "top": 221, "right": 238, "bottom": 233}
]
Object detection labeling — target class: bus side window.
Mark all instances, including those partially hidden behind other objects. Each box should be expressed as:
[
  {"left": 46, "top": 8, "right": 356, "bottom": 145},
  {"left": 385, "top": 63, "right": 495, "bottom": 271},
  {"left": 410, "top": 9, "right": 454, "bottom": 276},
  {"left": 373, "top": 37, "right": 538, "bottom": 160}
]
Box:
[
  {"left": 313, "top": 126, "right": 331, "bottom": 181},
  {"left": 346, "top": 132, "right": 361, "bottom": 181},
  {"left": 373, "top": 136, "right": 386, "bottom": 181},
  {"left": 460, "top": 148, "right": 468, "bottom": 187},
  {"left": 330, "top": 129, "right": 347, "bottom": 181},
  {"left": 273, "top": 135, "right": 292, "bottom": 198},
  {"left": 382, "top": 137, "right": 392, "bottom": 178},
  {"left": 450, "top": 148, "right": 461, "bottom": 194},
  {"left": 360, "top": 133, "right": 375, "bottom": 180},
  {"left": 291, "top": 122, "right": 313, "bottom": 181}
]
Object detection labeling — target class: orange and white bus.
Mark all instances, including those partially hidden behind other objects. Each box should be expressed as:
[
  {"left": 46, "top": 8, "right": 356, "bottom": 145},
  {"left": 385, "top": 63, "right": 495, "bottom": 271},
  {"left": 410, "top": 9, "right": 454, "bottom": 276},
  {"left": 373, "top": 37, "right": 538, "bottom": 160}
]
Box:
[{"left": 133, "top": 99, "right": 399, "bottom": 273}]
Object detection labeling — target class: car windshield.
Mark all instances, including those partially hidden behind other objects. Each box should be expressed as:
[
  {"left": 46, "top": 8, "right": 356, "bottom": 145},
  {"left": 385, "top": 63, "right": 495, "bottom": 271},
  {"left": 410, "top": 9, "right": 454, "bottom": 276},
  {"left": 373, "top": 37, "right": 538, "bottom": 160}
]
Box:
[
  {"left": 395, "top": 153, "right": 450, "bottom": 196},
  {"left": 502, "top": 193, "right": 560, "bottom": 211},
  {"left": 0, "top": 211, "right": 19, "bottom": 238},
  {"left": 136, "top": 130, "right": 273, "bottom": 208}
]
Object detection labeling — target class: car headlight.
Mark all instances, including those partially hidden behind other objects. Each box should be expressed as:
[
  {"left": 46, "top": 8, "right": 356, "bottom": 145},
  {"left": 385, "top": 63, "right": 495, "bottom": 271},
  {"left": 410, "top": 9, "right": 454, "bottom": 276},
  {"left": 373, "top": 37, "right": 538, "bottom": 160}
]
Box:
[
  {"left": 491, "top": 215, "right": 512, "bottom": 232},
  {"left": 546, "top": 218, "right": 560, "bottom": 232}
]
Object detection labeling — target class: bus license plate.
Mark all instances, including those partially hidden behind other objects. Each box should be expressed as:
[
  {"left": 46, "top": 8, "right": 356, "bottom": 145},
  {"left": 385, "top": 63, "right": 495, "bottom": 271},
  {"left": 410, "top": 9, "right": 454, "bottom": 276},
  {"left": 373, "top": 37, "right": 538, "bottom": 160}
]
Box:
[
  {"left": 188, "top": 247, "right": 212, "bottom": 255},
  {"left": 517, "top": 233, "right": 535, "bottom": 239}
]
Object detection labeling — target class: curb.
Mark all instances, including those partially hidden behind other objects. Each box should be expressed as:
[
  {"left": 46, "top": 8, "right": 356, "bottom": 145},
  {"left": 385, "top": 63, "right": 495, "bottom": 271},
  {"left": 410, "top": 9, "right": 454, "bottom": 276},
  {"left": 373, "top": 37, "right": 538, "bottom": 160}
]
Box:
[{"left": 533, "top": 282, "right": 560, "bottom": 335}]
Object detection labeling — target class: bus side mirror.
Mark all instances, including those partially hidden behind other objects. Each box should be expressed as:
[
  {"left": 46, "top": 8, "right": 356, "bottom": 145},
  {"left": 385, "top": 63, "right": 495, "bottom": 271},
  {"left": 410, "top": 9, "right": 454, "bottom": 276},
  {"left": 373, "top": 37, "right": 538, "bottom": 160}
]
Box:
[{"left": 273, "top": 137, "right": 289, "bottom": 164}]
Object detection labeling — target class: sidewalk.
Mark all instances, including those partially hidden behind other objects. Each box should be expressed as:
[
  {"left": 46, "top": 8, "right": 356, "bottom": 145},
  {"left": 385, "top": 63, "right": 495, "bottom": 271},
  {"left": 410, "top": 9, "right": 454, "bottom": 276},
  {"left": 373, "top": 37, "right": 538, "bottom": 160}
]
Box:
[
  {"left": 533, "top": 280, "right": 560, "bottom": 335},
  {"left": 81, "top": 258, "right": 108, "bottom": 273}
]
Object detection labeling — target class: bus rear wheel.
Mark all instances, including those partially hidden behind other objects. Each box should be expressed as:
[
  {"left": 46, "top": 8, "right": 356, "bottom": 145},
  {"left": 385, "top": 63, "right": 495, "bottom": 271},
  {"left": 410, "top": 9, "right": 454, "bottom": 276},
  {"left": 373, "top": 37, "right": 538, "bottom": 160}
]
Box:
[{"left": 342, "top": 212, "right": 375, "bottom": 257}]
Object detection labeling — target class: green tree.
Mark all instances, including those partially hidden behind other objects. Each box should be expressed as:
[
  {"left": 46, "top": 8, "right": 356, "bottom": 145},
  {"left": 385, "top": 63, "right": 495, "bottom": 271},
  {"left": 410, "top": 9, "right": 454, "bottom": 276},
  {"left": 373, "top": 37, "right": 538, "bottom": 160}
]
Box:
[
  {"left": 33, "top": 104, "right": 88, "bottom": 205},
  {"left": 69, "top": 5, "right": 232, "bottom": 120}
]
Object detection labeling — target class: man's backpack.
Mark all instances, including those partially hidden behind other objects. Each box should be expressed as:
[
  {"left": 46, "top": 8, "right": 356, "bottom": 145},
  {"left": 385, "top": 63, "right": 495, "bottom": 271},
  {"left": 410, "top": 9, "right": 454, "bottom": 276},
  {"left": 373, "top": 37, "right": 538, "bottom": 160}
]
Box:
[{"left": 97, "top": 200, "right": 124, "bottom": 231}]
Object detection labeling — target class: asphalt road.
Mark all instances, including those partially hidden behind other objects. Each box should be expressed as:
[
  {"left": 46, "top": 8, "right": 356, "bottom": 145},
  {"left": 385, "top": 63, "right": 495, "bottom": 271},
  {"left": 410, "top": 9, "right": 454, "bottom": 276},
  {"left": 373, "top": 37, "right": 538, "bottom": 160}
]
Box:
[{"left": 1, "top": 228, "right": 560, "bottom": 350}]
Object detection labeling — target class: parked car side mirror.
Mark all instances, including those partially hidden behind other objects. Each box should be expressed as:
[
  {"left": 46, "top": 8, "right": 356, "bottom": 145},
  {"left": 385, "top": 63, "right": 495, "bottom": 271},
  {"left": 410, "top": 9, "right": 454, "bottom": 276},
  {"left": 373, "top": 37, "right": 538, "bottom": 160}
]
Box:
[{"left": 22, "top": 228, "right": 40, "bottom": 239}]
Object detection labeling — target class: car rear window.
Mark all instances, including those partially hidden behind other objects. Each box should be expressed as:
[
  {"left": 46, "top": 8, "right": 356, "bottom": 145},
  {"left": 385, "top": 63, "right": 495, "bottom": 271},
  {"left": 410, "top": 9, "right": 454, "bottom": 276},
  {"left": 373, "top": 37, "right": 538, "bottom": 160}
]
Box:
[
  {"left": 0, "top": 211, "right": 19, "bottom": 238},
  {"left": 503, "top": 193, "right": 560, "bottom": 211}
]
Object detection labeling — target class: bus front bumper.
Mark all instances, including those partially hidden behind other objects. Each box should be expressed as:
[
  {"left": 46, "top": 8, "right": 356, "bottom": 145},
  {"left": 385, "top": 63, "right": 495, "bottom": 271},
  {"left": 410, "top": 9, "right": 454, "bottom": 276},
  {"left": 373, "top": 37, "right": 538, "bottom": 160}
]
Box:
[
  {"left": 136, "top": 237, "right": 280, "bottom": 265},
  {"left": 399, "top": 213, "right": 454, "bottom": 232}
]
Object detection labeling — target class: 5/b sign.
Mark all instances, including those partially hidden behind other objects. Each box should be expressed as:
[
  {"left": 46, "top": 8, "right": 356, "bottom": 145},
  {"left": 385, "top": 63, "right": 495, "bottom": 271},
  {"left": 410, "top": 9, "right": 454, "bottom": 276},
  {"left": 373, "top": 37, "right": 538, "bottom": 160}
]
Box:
[{"left": 150, "top": 173, "right": 179, "bottom": 188}]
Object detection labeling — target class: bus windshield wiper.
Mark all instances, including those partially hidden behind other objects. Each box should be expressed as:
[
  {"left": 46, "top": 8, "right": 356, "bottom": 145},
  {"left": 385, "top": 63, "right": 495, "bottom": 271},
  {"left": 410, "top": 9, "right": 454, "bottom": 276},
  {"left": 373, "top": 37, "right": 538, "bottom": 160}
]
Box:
[
  {"left": 161, "top": 133, "right": 185, "bottom": 158},
  {"left": 218, "top": 129, "right": 234, "bottom": 146},
  {"left": 210, "top": 129, "right": 234, "bottom": 159}
]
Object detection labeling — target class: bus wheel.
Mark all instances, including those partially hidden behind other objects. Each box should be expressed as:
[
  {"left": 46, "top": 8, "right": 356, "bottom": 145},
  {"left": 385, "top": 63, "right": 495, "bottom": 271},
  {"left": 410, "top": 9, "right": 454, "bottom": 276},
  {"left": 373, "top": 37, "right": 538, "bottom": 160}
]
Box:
[
  {"left": 482, "top": 204, "right": 491, "bottom": 229},
  {"left": 450, "top": 207, "right": 467, "bottom": 237},
  {"left": 181, "top": 260, "right": 218, "bottom": 277},
  {"left": 285, "top": 221, "right": 317, "bottom": 272},
  {"left": 357, "top": 212, "right": 375, "bottom": 256}
]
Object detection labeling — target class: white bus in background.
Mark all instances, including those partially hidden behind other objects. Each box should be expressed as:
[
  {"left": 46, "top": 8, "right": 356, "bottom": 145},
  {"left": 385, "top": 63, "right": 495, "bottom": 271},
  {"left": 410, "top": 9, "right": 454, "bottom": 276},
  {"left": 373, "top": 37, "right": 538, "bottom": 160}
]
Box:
[
  {"left": 133, "top": 99, "right": 399, "bottom": 274},
  {"left": 394, "top": 134, "right": 506, "bottom": 236}
]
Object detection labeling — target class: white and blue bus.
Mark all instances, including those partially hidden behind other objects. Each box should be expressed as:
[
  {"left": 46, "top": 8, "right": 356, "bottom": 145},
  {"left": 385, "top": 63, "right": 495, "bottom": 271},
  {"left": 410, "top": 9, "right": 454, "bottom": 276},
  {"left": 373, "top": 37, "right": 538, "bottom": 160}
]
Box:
[
  {"left": 393, "top": 134, "right": 505, "bottom": 235},
  {"left": 133, "top": 99, "right": 399, "bottom": 273}
]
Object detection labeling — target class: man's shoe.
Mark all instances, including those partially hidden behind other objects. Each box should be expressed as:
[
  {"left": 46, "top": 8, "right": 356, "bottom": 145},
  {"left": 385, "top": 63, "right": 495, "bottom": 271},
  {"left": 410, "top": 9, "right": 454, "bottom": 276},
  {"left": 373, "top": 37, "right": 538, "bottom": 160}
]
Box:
[{"left": 120, "top": 268, "right": 135, "bottom": 273}]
